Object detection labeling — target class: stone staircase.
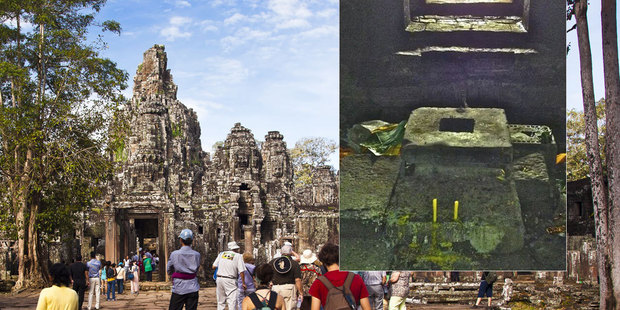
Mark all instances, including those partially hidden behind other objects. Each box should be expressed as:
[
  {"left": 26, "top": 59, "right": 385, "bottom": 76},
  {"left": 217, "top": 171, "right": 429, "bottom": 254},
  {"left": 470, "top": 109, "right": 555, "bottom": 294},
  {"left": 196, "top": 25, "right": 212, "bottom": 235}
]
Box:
[
  {"left": 408, "top": 282, "right": 480, "bottom": 305},
  {"left": 406, "top": 280, "right": 600, "bottom": 309}
]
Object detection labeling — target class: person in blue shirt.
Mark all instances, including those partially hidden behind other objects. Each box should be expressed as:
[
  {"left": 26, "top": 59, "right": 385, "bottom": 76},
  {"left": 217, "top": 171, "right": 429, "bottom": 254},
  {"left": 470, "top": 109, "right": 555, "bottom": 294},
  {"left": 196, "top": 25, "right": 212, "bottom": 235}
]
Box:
[
  {"left": 86, "top": 252, "right": 102, "bottom": 310},
  {"left": 167, "top": 229, "right": 201, "bottom": 310}
]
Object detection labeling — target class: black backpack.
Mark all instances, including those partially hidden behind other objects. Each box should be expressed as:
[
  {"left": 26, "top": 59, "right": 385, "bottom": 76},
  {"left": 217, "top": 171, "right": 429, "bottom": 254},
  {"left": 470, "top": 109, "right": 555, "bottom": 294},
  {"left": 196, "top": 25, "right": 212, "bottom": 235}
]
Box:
[
  {"left": 249, "top": 291, "right": 277, "bottom": 310},
  {"left": 107, "top": 266, "right": 116, "bottom": 278},
  {"left": 317, "top": 272, "right": 356, "bottom": 310},
  {"left": 485, "top": 272, "right": 498, "bottom": 284}
]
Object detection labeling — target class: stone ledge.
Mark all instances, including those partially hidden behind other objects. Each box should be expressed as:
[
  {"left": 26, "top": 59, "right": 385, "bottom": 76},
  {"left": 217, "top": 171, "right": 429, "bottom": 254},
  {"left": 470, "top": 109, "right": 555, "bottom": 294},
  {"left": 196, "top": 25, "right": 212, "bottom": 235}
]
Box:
[{"left": 406, "top": 15, "right": 527, "bottom": 33}]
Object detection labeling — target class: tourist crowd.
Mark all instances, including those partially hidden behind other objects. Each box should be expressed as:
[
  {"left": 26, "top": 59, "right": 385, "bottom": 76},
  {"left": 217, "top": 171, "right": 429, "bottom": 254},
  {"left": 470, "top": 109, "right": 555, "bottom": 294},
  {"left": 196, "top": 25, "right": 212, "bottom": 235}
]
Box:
[{"left": 35, "top": 230, "right": 496, "bottom": 310}]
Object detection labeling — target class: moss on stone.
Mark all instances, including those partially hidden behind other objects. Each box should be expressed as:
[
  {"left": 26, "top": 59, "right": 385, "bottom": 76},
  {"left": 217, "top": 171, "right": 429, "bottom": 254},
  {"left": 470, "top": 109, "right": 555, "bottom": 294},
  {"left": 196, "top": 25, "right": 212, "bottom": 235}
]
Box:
[{"left": 468, "top": 224, "right": 504, "bottom": 253}]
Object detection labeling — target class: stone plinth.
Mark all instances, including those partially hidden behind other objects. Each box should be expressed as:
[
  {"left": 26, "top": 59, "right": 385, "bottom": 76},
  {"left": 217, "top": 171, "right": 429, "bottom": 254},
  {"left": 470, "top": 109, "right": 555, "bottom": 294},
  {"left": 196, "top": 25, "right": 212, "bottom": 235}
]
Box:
[{"left": 402, "top": 107, "right": 512, "bottom": 167}]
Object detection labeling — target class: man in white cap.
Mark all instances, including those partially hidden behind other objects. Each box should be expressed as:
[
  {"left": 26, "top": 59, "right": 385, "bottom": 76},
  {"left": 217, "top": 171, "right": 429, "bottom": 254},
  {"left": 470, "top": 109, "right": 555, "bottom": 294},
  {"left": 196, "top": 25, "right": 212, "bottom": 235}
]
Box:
[
  {"left": 283, "top": 241, "right": 301, "bottom": 262},
  {"left": 212, "top": 241, "right": 246, "bottom": 310},
  {"left": 269, "top": 244, "right": 303, "bottom": 310},
  {"left": 167, "top": 229, "right": 201, "bottom": 310}
]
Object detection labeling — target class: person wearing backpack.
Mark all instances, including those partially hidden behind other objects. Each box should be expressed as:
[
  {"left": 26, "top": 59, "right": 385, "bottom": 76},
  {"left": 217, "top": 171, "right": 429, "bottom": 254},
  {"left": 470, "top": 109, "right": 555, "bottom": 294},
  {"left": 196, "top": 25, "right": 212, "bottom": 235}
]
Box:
[
  {"left": 106, "top": 262, "right": 117, "bottom": 301},
  {"left": 241, "top": 264, "right": 285, "bottom": 310},
  {"left": 387, "top": 271, "right": 410, "bottom": 310},
  {"left": 472, "top": 271, "right": 497, "bottom": 308},
  {"left": 308, "top": 243, "right": 371, "bottom": 310},
  {"left": 299, "top": 249, "right": 321, "bottom": 310}
]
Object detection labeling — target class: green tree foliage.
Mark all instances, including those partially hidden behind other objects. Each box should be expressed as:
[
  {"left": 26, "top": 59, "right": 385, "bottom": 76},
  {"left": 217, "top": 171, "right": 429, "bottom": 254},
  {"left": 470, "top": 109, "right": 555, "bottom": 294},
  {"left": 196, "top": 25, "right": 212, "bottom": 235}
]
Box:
[
  {"left": 211, "top": 140, "right": 224, "bottom": 153},
  {"left": 0, "top": 0, "right": 128, "bottom": 289},
  {"left": 567, "top": 99, "right": 606, "bottom": 181},
  {"left": 290, "top": 137, "right": 337, "bottom": 186}
]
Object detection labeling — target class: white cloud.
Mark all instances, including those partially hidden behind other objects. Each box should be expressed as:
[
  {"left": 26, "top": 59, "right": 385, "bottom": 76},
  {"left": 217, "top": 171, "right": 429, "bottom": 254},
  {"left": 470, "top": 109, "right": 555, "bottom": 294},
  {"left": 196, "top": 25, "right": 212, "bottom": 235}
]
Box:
[
  {"left": 263, "top": 0, "right": 313, "bottom": 30},
  {"left": 170, "top": 16, "right": 192, "bottom": 26},
  {"left": 201, "top": 57, "right": 250, "bottom": 88},
  {"left": 211, "top": 0, "right": 236, "bottom": 6},
  {"left": 179, "top": 97, "right": 225, "bottom": 111},
  {"left": 298, "top": 25, "right": 338, "bottom": 38},
  {"left": 268, "top": 0, "right": 312, "bottom": 19},
  {"left": 316, "top": 8, "right": 337, "bottom": 19},
  {"left": 161, "top": 27, "right": 192, "bottom": 41},
  {"left": 199, "top": 20, "right": 218, "bottom": 32},
  {"left": 244, "top": 0, "right": 260, "bottom": 9},
  {"left": 224, "top": 13, "right": 246, "bottom": 25},
  {"left": 175, "top": 0, "right": 191, "bottom": 7},
  {"left": 160, "top": 16, "right": 193, "bottom": 41},
  {"left": 220, "top": 27, "right": 272, "bottom": 51},
  {"left": 276, "top": 18, "right": 310, "bottom": 29}
]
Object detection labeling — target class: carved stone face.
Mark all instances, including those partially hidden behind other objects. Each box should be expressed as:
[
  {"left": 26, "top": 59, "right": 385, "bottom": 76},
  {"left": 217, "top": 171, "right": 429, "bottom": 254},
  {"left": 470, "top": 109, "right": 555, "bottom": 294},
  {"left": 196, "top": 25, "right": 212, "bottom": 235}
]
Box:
[
  {"left": 235, "top": 152, "right": 249, "bottom": 168},
  {"left": 272, "top": 155, "right": 284, "bottom": 177}
]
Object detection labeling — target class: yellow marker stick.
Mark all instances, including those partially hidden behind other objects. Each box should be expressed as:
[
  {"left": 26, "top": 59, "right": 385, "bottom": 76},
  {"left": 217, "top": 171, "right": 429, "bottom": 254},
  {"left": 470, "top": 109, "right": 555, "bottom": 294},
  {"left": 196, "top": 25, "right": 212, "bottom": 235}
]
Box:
[
  {"left": 454, "top": 201, "right": 459, "bottom": 221},
  {"left": 433, "top": 198, "right": 437, "bottom": 223}
]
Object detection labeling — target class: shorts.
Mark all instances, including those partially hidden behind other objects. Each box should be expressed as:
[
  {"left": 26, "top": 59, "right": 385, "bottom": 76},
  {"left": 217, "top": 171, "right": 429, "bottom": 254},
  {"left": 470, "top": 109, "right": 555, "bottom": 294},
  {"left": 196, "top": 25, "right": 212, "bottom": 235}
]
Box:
[{"left": 477, "top": 280, "right": 492, "bottom": 298}]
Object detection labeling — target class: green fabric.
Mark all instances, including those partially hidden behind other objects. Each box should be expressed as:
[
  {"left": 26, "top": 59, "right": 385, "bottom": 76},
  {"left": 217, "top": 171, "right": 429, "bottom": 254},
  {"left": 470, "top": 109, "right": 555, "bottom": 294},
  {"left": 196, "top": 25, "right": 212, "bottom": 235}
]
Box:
[
  {"left": 144, "top": 257, "right": 153, "bottom": 272},
  {"left": 347, "top": 120, "right": 407, "bottom": 156}
]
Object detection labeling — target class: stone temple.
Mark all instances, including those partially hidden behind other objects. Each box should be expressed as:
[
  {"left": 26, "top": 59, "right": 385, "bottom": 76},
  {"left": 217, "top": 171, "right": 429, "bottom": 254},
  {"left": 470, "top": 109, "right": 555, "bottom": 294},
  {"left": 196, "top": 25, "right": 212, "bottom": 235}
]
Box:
[{"left": 73, "top": 45, "right": 338, "bottom": 281}]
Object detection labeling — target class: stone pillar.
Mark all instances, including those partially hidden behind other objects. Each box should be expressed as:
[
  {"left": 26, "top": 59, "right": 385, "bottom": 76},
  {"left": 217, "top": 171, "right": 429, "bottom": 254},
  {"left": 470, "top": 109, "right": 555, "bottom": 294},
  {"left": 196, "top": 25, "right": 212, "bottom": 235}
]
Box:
[
  {"left": 104, "top": 210, "right": 119, "bottom": 263},
  {"left": 243, "top": 225, "right": 253, "bottom": 253},
  {"left": 128, "top": 218, "right": 136, "bottom": 256},
  {"left": 81, "top": 236, "right": 92, "bottom": 260},
  {"left": 162, "top": 212, "right": 175, "bottom": 282}
]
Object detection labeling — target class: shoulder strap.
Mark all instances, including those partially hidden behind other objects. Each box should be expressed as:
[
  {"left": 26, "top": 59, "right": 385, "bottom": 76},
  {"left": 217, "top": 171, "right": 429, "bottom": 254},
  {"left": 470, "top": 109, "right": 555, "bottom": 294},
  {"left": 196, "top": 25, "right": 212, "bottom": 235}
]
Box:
[
  {"left": 301, "top": 265, "right": 321, "bottom": 275},
  {"left": 318, "top": 275, "right": 335, "bottom": 290},
  {"left": 267, "top": 291, "right": 278, "bottom": 309},
  {"left": 343, "top": 272, "right": 355, "bottom": 294},
  {"left": 249, "top": 293, "right": 263, "bottom": 309}
]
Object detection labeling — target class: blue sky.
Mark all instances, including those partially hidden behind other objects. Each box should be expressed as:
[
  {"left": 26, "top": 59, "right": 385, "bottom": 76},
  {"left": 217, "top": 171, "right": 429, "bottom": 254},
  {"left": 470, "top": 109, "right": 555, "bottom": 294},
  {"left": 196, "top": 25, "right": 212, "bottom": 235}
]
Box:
[
  {"left": 92, "top": 0, "right": 339, "bottom": 167},
  {"left": 566, "top": 2, "right": 620, "bottom": 112}
]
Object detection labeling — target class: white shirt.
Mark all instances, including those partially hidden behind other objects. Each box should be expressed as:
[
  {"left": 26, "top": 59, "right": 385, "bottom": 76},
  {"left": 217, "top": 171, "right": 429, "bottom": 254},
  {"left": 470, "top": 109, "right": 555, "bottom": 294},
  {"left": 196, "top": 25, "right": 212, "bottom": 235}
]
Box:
[
  {"left": 212, "top": 251, "right": 246, "bottom": 278},
  {"left": 116, "top": 267, "right": 126, "bottom": 280}
]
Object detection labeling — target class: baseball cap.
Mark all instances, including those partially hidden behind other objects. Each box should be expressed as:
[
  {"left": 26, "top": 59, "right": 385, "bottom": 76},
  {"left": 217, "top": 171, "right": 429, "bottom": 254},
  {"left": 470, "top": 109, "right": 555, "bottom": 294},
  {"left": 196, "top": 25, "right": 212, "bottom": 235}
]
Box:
[{"left": 179, "top": 229, "right": 193, "bottom": 240}]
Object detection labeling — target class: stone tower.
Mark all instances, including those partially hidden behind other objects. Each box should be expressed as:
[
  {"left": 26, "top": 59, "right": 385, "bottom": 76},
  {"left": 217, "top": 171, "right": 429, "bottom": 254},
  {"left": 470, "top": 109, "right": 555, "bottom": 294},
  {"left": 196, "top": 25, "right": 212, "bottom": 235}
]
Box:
[
  {"left": 261, "top": 131, "right": 294, "bottom": 242},
  {"left": 100, "top": 45, "right": 205, "bottom": 278},
  {"left": 208, "top": 123, "right": 264, "bottom": 251}
]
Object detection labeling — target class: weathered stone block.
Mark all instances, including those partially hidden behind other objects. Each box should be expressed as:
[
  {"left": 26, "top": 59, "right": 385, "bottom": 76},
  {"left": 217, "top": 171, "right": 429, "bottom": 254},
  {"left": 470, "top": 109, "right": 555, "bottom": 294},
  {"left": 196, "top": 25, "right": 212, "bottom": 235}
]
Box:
[
  {"left": 388, "top": 164, "right": 525, "bottom": 256},
  {"left": 402, "top": 108, "right": 512, "bottom": 167},
  {"left": 512, "top": 152, "right": 556, "bottom": 227},
  {"left": 340, "top": 154, "right": 401, "bottom": 222}
]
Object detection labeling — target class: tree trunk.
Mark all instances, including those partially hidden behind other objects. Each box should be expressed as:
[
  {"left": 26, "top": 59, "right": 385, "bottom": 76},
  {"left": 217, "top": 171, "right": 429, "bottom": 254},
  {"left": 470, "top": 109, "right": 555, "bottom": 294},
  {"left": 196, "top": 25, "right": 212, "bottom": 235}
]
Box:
[
  {"left": 13, "top": 200, "right": 26, "bottom": 292},
  {"left": 12, "top": 147, "right": 33, "bottom": 292},
  {"left": 575, "top": 1, "right": 613, "bottom": 309},
  {"left": 601, "top": 0, "right": 620, "bottom": 307},
  {"left": 27, "top": 198, "right": 47, "bottom": 288}
]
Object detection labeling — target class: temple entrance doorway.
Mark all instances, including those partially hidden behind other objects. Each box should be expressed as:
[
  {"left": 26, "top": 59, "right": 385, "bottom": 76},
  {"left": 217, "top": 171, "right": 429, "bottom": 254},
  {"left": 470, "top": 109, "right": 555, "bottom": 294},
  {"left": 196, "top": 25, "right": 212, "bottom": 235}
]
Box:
[{"left": 135, "top": 218, "right": 159, "bottom": 255}]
